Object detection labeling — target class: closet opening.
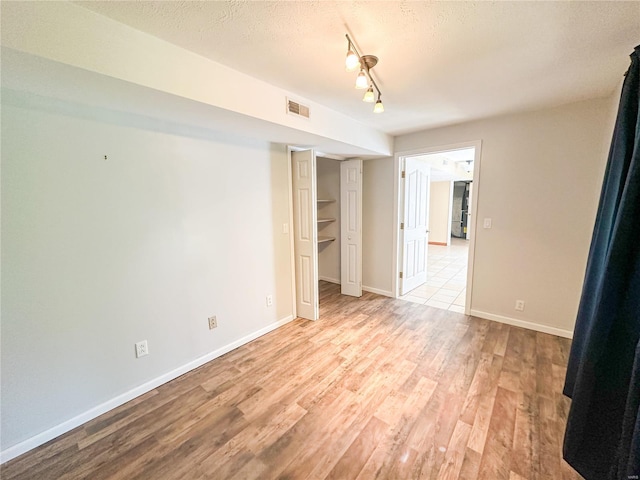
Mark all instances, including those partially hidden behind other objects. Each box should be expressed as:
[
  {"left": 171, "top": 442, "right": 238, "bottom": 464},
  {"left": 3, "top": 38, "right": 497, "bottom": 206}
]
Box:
[{"left": 289, "top": 149, "right": 363, "bottom": 321}]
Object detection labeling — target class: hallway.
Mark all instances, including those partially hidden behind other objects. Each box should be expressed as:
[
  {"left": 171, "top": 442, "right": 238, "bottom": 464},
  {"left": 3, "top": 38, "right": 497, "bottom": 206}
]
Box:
[{"left": 400, "top": 238, "right": 469, "bottom": 313}]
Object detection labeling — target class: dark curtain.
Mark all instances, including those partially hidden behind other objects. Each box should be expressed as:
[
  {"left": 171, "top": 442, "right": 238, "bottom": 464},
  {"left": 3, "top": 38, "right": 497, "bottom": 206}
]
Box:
[{"left": 563, "top": 45, "right": 640, "bottom": 480}]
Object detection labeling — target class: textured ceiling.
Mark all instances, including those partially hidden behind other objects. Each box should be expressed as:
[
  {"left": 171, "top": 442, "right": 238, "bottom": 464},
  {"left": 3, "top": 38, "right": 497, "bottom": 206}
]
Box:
[{"left": 75, "top": 1, "right": 639, "bottom": 135}]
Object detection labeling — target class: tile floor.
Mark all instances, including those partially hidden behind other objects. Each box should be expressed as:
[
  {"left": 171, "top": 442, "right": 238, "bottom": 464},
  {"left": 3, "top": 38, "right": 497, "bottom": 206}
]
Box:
[{"left": 399, "top": 237, "right": 469, "bottom": 313}]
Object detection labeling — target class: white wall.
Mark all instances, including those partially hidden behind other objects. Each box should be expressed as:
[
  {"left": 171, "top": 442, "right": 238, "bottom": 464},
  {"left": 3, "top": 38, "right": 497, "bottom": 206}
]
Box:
[
  {"left": 316, "top": 157, "right": 340, "bottom": 284},
  {"left": 428, "top": 181, "right": 453, "bottom": 245},
  {"left": 362, "top": 157, "right": 394, "bottom": 296},
  {"left": 1, "top": 93, "right": 294, "bottom": 455},
  {"left": 395, "top": 97, "right": 615, "bottom": 336}
]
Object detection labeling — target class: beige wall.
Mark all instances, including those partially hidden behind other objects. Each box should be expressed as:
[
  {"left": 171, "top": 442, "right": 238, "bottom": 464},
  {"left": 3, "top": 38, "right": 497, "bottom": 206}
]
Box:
[
  {"left": 362, "top": 157, "right": 394, "bottom": 296},
  {"left": 395, "top": 97, "right": 616, "bottom": 336},
  {"left": 428, "top": 181, "right": 453, "bottom": 245}
]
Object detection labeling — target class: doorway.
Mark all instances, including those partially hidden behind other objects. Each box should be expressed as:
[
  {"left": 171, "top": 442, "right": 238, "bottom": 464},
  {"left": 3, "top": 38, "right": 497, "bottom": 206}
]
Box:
[
  {"left": 393, "top": 141, "right": 481, "bottom": 315},
  {"left": 289, "top": 148, "right": 363, "bottom": 321}
]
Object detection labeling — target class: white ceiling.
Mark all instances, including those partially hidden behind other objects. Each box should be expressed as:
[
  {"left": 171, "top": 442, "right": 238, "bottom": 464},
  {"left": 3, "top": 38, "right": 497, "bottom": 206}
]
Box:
[{"left": 62, "top": 1, "right": 640, "bottom": 136}]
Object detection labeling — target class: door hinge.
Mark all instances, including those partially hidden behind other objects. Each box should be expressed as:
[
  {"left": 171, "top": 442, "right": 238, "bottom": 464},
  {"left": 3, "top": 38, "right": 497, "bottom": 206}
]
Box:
[
  {"left": 400, "top": 222, "right": 404, "bottom": 230},
  {"left": 399, "top": 272, "right": 403, "bottom": 279},
  {"left": 401, "top": 171, "right": 406, "bottom": 179}
]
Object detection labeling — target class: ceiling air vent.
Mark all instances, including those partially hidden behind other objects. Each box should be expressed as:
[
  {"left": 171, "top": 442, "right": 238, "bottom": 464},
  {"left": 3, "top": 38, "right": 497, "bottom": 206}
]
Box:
[{"left": 286, "top": 98, "right": 310, "bottom": 119}]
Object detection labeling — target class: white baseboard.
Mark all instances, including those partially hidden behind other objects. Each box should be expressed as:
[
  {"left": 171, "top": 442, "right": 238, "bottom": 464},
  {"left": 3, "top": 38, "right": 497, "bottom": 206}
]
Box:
[
  {"left": 317, "top": 278, "right": 393, "bottom": 298},
  {"left": 0, "top": 314, "right": 295, "bottom": 464},
  {"left": 362, "top": 285, "right": 394, "bottom": 297},
  {"left": 317, "top": 278, "right": 393, "bottom": 299},
  {"left": 469, "top": 309, "right": 573, "bottom": 339},
  {"left": 318, "top": 276, "right": 340, "bottom": 284}
]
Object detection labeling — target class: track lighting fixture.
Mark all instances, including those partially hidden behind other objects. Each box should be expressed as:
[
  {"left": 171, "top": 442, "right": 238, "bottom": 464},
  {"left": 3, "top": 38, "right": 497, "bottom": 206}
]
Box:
[{"left": 344, "top": 33, "right": 384, "bottom": 113}]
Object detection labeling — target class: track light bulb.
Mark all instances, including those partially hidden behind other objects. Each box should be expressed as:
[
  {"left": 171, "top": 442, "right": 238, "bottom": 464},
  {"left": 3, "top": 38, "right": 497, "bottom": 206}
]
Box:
[
  {"left": 345, "top": 49, "right": 360, "bottom": 71},
  {"left": 374, "top": 98, "right": 384, "bottom": 113},
  {"left": 363, "top": 87, "right": 375, "bottom": 103},
  {"left": 355, "top": 70, "right": 368, "bottom": 89}
]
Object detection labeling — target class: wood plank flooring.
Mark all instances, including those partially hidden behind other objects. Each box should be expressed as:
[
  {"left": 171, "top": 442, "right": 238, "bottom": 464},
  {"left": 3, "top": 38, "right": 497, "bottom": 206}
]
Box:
[{"left": 1, "top": 282, "right": 583, "bottom": 479}]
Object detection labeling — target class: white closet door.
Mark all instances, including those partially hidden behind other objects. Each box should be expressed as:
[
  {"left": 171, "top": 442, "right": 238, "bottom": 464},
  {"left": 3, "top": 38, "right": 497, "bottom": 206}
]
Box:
[
  {"left": 340, "top": 159, "right": 362, "bottom": 297},
  {"left": 292, "top": 150, "right": 319, "bottom": 320},
  {"left": 401, "top": 159, "right": 431, "bottom": 295}
]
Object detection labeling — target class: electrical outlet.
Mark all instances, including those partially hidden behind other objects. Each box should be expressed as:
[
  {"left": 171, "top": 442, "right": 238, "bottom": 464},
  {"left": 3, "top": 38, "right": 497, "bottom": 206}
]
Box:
[
  {"left": 266, "top": 295, "right": 273, "bottom": 307},
  {"left": 208, "top": 316, "right": 217, "bottom": 330},
  {"left": 515, "top": 300, "right": 525, "bottom": 312},
  {"left": 135, "top": 340, "right": 148, "bottom": 358}
]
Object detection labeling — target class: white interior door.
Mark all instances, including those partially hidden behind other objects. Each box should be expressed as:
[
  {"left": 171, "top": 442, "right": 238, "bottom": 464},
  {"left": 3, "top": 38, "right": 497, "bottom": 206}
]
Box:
[
  {"left": 291, "top": 150, "right": 319, "bottom": 320},
  {"left": 340, "top": 159, "right": 362, "bottom": 297},
  {"left": 401, "top": 159, "right": 431, "bottom": 295}
]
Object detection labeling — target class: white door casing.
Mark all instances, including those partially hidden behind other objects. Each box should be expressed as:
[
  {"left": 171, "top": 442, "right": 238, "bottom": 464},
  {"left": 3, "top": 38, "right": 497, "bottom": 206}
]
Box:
[
  {"left": 291, "top": 150, "right": 319, "bottom": 320},
  {"left": 340, "top": 159, "right": 362, "bottom": 297},
  {"left": 401, "top": 159, "right": 431, "bottom": 295}
]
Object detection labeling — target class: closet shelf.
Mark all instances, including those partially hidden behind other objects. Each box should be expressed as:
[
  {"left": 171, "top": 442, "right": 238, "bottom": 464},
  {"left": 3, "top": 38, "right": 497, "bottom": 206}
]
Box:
[
  {"left": 317, "top": 217, "right": 336, "bottom": 224},
  {"left": 318, "top": 236, "right": 336, "bottom": 244},
  {"left": 317, "top": 199, "right": 336, "bottom": 204}
]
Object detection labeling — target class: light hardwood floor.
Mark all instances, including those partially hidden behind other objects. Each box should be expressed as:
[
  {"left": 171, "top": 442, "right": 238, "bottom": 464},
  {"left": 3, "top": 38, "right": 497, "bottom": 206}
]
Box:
[{"left": 2, "top": 282, "right": 583, "bottom": 479}]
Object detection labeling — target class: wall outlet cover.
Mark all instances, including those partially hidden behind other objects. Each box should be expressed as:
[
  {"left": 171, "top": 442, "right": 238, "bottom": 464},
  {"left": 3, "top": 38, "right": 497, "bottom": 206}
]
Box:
[{"left": 135, "top": 340, "right": 148, "bottom": 358}]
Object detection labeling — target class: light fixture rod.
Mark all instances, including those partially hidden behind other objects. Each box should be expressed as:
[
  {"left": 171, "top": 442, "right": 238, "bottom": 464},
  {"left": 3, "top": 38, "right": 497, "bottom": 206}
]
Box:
[{"left": 345, "top": 34, "right": 382, "bottom": 100}]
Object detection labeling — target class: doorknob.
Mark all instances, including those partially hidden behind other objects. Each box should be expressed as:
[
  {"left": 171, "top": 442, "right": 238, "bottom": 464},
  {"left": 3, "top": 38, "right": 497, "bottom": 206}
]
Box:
[
  {"left": 426, "top": 230, "right": 430, "bottom": 233},
  {"left": 348, "top": 235, "right": 352, "bottom": 240}
]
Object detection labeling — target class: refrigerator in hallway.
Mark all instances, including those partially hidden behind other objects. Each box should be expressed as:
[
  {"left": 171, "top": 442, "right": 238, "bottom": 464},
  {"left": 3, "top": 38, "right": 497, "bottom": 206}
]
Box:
[{"left": 451, "top": 181, "right": 471, "bottom": 239}]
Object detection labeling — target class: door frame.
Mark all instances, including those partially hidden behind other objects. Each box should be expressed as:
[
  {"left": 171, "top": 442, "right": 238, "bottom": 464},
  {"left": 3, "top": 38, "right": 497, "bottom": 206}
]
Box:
[
  {"left": 286, "top": 146, "right": 299, "bottom": 319},
  {"left": 392, "top": 140, "right": 482, "bottom": 315}
]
